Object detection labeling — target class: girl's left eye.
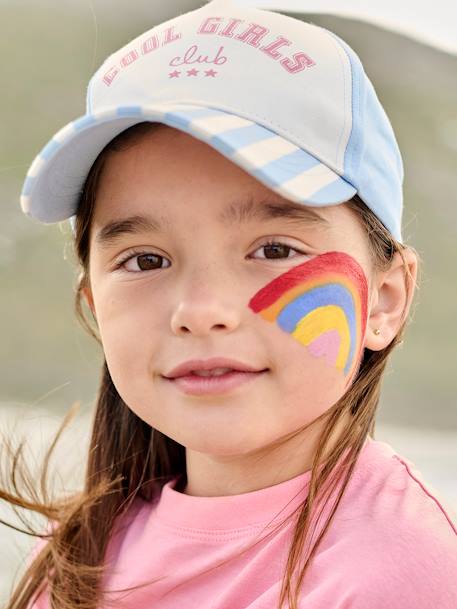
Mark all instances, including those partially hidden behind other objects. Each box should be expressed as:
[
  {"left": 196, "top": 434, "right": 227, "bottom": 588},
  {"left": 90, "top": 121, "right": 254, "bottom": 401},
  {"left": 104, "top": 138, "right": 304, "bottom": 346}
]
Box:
[
  {"left": 251, "top": 240, "right": 307, "bottom": 261},
  {"left": 114, "top": 240, "right": 306, "bottom": 273}
]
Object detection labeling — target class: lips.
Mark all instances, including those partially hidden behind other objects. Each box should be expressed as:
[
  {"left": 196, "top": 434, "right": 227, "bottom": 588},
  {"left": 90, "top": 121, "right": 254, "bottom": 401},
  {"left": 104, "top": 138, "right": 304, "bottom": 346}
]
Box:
[
  {"left": 163, "top": 368, "right": 268, "bottom": 396},
  {"left": 163, "top": 357, "right": 267, "bottom": 379},
  {"left": 187, "top": 367, "right": 234, "bottom": 377}
]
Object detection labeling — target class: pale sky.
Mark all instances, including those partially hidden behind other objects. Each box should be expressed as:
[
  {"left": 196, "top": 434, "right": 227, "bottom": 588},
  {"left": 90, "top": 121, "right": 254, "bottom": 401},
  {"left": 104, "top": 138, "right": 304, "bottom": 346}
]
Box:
[{"left": 244, "top": 0, "right": 457, "bottom": 55}]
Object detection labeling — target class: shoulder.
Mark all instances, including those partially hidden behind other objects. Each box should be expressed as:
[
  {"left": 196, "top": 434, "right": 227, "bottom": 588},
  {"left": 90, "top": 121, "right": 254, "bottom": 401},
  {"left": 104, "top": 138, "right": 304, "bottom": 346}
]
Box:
[
  {"left": 352, "top": 438, "right": 456, "bottom": 538},
  {"left": 104, "top": 493, "right": 157, "bottom": 563},
  {"left": 334, "top": 438, "right": 457, "bottom": 608}
]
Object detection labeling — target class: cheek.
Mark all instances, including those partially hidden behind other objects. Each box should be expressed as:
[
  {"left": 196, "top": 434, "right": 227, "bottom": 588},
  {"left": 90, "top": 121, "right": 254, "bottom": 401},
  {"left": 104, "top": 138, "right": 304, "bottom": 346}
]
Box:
[
  {"left": 248, "top": 250, "right": 369, "bottom": 388},
  {"left": 99, "top": 324, "right": 158, "bottom": 427},
  {"left": 91, "top": 289, "right": 159, "bottom": 402}
]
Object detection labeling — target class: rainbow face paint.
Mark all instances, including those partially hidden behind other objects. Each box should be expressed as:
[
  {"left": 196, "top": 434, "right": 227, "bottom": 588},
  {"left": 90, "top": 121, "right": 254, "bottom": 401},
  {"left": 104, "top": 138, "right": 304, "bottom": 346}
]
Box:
[{"left": 248, "top": 251, "right": 368, "bottom": 379}]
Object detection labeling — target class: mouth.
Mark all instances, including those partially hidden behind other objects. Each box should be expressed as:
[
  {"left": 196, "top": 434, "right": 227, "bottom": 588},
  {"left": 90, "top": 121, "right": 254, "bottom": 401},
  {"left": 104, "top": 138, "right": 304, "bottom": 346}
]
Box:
[{"left": 162, "top": 368, "right": 269, "bottom": 396}]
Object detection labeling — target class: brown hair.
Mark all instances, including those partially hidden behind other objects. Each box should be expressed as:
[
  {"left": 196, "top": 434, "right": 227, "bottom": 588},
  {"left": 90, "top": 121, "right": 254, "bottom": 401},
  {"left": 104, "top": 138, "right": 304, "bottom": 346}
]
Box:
[{"left": 2, "top": 121, "right": 420, "bottom": 609}]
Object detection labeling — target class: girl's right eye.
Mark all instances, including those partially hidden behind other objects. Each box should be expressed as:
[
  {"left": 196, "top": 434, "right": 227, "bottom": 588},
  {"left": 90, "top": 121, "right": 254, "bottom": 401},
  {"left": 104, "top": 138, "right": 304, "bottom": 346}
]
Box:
[{"left": 114, "top": 250, "right": 171, "bottom": 273}]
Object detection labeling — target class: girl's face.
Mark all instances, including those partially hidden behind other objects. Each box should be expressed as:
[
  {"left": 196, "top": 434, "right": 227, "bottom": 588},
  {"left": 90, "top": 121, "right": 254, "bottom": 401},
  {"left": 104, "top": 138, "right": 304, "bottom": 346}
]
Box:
[{"left": 83, "top": 125, "right": 379, "bottom": 493}]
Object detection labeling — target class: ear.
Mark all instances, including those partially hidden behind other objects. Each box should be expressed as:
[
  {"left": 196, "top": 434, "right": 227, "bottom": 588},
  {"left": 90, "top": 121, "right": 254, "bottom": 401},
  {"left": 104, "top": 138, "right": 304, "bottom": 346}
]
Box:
[
  {"left": 81, "top": 285, "right": 96, "bottom": 319},
  {"left": 364, "top": 248, "right": 418, "bottom": 351}
]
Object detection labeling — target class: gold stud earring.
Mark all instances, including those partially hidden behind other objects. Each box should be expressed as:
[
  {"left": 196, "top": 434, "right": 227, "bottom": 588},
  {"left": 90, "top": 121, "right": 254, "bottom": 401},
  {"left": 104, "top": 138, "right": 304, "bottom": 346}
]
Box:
[{"left": 373, "top": 328, "right": 381, "bottom": 335}]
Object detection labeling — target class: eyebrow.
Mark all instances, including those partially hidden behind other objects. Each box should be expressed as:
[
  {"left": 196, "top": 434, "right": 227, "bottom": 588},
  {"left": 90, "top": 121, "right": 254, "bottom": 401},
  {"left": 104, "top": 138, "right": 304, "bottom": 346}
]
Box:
[{"left": 94, "top": 196, "right": 330, "bottom": 249}]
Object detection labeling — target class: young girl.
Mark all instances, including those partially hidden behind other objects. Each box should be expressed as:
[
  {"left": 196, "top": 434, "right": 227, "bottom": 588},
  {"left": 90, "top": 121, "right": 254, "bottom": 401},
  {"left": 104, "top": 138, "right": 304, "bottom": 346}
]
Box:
[{"left": 4, "top": 1, "right": 456, "bottom": 608}]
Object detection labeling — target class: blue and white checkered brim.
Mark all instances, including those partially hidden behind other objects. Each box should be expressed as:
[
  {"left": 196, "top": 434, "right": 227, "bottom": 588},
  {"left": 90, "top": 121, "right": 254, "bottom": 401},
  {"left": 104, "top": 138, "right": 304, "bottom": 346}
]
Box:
[{"left": 20, "top": 102, "right": 356, "bottom": 230}]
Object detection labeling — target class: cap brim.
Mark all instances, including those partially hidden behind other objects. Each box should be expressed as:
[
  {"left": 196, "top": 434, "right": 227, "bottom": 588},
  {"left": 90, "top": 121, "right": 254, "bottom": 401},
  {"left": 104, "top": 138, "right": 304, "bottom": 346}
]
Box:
[{"left": 21, "top": 103, "right": 356, "bottom": 224}]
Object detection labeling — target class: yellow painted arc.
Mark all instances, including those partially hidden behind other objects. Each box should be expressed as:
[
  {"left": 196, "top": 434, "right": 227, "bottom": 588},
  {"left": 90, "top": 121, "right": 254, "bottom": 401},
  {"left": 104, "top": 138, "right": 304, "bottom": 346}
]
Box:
[
  {"left": 291, "top": 305, "right": 351, "bottom": 371},
  {"left": 260, "top": 273, "right": 360, "bottom": 324},
  {"left": 259, "top": 273, "right": 362, "bottom": 363}
]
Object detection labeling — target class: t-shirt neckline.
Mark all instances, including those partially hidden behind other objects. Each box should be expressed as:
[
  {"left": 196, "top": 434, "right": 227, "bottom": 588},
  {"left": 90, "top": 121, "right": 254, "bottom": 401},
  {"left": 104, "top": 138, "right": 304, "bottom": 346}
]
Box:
[{"left": 154, "top": 436, "right": 373, "bottom": 531}]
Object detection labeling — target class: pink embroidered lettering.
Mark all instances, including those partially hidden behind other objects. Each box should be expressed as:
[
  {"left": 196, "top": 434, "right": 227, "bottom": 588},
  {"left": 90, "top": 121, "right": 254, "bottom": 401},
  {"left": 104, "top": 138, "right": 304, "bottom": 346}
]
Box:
[
  {"left": 141, "top": 35, "right": 160, "bottom": 55},
  {"left": 99, "top": 13, "right": 316, "bottom": 87},
  {"left": 170, "top": 44, "right": 227, "bottom": 67},
  {"left": 280, "top": 52, "right": 316, "bottom": 74},
  {"left": 260, "top": 36, "right": 292, "bottom": 60},
  {"left": 234, "top": 23, "right": 269, "bottom": 47},
  {"left": 219, "top": 19, "right": 244, "bottom": 38},
  {"left": 198, "top": 17, "right": 223, "bottom": 35},
  {"left": 120, "top": 50, "right": 139, "bottom": 67},
  {"left": 162, "top": 26, "right": 182, "bottom": 45},
  {"left": 102, "top": 66, "right": 120, "bottom": 86}
]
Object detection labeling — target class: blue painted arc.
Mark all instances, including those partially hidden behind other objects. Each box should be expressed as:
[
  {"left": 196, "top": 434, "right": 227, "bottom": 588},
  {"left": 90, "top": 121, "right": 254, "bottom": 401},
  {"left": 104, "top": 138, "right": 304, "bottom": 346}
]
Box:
[{"left": 276, "top": 283, "right": 357, "bottom": 372}]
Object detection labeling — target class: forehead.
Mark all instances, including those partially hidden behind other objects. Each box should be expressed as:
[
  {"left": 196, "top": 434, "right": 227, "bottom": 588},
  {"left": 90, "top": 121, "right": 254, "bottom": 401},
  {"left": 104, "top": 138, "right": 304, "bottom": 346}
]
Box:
[
  {"left": 93, "top": 195, "right": 332, "bottom": 250},
  {"left": 88, "top": 126, "right": 371, "bottom": 272},
  {"left": 91, "top": 126, "right": 337, "bottom": 237}
]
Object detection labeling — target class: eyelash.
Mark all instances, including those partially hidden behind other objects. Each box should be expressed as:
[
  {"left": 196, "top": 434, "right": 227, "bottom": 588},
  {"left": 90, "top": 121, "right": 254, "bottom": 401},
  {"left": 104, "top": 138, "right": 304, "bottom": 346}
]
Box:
[{"left": 113, "top": 239, "right": 308, "bottom": 273}]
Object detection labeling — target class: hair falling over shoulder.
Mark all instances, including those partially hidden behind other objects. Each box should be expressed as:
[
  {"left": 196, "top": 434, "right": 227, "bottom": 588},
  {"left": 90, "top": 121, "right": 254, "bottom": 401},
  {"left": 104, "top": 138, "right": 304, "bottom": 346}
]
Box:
[{"left": 2, "top": 122, "right": 421, "bottom": 609}]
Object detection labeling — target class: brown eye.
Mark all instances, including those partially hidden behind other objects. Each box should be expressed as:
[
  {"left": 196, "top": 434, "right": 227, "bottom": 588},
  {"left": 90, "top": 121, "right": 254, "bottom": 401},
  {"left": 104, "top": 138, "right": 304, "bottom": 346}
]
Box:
[
  {"left": 263, "top": 243, "right": 292, "bottom": 259},
  {"left": 253, "top": 240, "right": 305, "bottom": 261},
  {"left": 116, "top": 251, "right": 171, "bottom": 272},
  {"left": 135, "top": 254, "right": 164, "bottom": 271}
]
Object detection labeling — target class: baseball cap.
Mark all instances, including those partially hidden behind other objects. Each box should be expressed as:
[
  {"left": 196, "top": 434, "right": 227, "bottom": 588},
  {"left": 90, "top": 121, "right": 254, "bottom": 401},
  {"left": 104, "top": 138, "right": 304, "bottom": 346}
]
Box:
[{"left": 20, "top": 0, "right": 404, "bottom": 242}]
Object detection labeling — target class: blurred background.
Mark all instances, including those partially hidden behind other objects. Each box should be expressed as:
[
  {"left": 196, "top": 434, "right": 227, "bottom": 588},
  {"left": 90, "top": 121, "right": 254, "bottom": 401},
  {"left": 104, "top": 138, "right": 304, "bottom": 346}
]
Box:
[{"left": 1, "top": 0, "right": 456, "bottom": 602}]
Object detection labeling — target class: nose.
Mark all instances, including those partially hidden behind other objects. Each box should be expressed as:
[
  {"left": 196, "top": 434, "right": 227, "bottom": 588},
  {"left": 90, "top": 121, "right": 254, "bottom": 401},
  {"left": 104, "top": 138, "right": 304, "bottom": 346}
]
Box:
[{"left": 170, "top": 268, "right": 241, "bottom": 337}]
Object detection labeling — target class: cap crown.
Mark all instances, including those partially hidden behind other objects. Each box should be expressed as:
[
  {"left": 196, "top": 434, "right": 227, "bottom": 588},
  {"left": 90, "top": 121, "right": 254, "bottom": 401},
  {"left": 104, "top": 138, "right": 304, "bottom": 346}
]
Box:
[
  {"left": 89, "top": 0, "right": 353, "bottom": 174},
  {"left": 85, "top": 0, "right": 403, "bottom": 240}
]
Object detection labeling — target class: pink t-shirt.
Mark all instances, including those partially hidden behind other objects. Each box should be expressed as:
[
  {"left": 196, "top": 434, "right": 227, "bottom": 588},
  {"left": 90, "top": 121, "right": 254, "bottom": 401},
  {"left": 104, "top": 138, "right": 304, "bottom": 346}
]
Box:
[{"left": 27, "top": 436, "right": 457, "bottom": 608}]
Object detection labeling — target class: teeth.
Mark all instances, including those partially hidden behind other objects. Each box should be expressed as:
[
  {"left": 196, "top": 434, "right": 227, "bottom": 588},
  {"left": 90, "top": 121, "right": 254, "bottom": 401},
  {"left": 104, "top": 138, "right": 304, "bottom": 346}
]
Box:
[{"left": 191, "top": 367, "right": 233, "bottom": 377}]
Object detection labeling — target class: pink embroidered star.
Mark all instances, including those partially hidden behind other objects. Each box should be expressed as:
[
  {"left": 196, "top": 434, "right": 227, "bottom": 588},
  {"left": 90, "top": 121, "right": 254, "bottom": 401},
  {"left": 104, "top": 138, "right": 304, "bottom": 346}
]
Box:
[
  {"left": 204, "top": 69, "right": 217, "bottom": 77},
  {"left": 187, "top": 68, "right": 199, "bottom": 76},
  {"left": 169, "top": 70, "right": 180, "bottom": 78}
]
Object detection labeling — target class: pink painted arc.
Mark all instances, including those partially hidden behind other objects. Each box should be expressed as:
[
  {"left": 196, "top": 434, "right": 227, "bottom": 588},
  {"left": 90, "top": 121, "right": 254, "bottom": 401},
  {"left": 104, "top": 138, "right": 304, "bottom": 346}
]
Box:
[{"left": 307, "top": 329, "right": 341, "bottom": 368}]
